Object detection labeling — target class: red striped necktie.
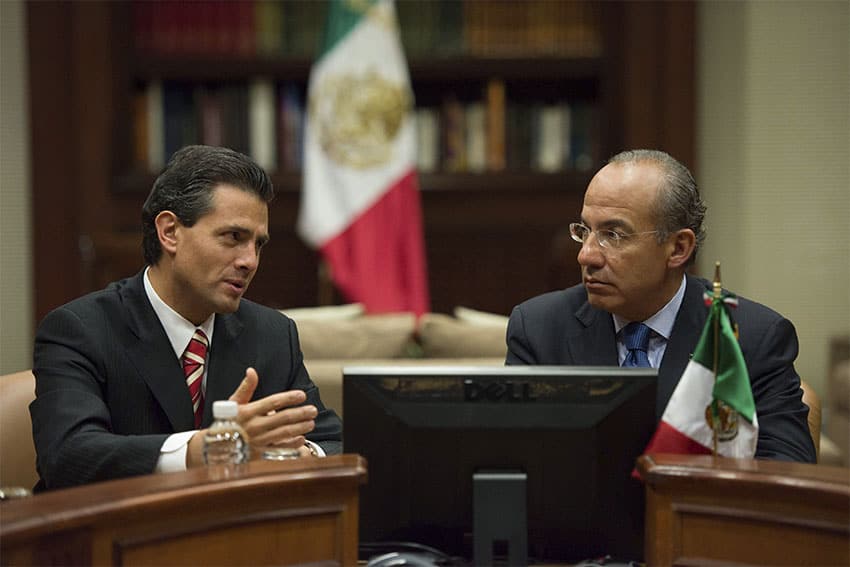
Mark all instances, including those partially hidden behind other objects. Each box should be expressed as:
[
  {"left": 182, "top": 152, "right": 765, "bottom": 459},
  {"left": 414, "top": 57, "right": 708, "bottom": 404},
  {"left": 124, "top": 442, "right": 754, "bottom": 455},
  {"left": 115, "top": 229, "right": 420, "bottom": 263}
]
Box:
[{"left": 181, "top": 329, "right": 208, "bottom": 428}]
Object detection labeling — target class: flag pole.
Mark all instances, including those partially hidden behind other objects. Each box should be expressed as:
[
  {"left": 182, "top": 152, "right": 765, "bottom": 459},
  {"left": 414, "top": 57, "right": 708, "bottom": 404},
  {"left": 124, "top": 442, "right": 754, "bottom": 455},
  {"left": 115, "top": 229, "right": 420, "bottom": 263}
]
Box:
[{"left": 712, "top": 261, "right": 722, "bottom": 456}]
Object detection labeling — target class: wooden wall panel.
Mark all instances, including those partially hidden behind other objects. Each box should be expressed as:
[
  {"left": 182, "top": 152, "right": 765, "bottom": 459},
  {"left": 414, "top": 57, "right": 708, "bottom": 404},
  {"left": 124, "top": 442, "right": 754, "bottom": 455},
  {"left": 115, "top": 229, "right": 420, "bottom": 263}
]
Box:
[
  {"left": 27, "top": 1, "right": 80, "bottom": 323},
  {"left": 606, "top": 1, "right": 696, "bottom": 170}
]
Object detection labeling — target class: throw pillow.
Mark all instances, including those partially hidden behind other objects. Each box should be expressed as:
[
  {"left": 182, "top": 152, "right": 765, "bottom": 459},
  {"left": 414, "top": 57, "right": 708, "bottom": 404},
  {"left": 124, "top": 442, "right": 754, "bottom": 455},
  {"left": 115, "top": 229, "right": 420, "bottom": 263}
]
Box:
[
  {"left": 280, "top": 303, "right": 365, "bottom": 321},
  {"left": 294, "top": 313, "right": 417, "bottom": 360},
  {"left": 418, "top": 312, "right": 508, "bottom": 358},
  {"left": 453, "top": 306, "right": 510, "bottom": 326}
]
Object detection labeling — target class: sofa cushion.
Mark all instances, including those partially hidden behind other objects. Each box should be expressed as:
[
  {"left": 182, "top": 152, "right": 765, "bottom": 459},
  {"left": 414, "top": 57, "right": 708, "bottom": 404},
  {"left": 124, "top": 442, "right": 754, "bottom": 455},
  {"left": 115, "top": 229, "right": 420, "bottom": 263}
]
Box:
[
  {"left": 281, "top": 303, "right": 365, "bottom": 321},
  {"left": 418, "top": 312, "right": 508, "bottom": 358},
  {"left": 305, "top": 357, "right": 506, "bottom": 418},
  {"left": 295, "top": 313, "right": 417, "bottom": 360},
  {"left": 454, "top": 306, "right": 510, "bottom": 326}
]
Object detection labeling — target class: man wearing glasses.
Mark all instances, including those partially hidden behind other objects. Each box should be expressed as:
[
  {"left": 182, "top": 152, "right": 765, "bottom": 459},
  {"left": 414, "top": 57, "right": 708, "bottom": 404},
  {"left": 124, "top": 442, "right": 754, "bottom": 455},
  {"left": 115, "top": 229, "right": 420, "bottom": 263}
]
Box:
[{"left": 506, "top": 149, "right": 815, "bottom": 463}]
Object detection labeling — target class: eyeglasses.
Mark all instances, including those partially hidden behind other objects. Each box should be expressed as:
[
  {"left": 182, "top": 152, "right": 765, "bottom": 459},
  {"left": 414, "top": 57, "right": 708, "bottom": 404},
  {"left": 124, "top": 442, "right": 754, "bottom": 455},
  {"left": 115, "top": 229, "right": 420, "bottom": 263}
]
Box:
[{"left": 569, "top": 222, "right": 660, "bottom": 249}]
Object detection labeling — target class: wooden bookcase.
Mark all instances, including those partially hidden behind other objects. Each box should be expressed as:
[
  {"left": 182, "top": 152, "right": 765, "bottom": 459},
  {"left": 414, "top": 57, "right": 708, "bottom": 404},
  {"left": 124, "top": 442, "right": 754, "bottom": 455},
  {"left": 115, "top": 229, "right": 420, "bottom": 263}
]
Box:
[{"left": 28, "top": 0, "right": 694, "bottom": 322}]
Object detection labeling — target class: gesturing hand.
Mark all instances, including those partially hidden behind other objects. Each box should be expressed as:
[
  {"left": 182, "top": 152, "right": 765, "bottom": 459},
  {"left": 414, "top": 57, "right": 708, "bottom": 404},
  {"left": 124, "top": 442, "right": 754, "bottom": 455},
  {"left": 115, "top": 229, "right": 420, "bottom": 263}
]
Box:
[
  {"left": 186, "top": 367, "right": 318, "bottom": 467},
  {"left": 229, "top": 367, "right": 317, "bottom": 452}
]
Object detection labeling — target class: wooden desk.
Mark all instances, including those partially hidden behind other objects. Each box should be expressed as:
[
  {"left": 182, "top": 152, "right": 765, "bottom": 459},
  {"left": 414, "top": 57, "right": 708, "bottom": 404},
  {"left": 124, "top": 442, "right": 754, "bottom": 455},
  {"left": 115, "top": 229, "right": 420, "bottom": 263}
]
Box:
[
  {"left": 0, "top": 454, "right": 367, "bottom": 566},
  {"left": 637, "top": 454, "right": 850, "bottom": 566}
]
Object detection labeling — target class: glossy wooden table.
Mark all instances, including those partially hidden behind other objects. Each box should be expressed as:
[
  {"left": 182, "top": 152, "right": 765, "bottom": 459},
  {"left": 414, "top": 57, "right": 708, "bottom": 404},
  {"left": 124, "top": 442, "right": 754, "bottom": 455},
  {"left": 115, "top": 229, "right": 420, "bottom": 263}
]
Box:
[
  {"left": 637, "top": 454, "right": 850, "bottom": 566},
  {"left": 0, "top": 454, "right": 367, "bottom": 566}
]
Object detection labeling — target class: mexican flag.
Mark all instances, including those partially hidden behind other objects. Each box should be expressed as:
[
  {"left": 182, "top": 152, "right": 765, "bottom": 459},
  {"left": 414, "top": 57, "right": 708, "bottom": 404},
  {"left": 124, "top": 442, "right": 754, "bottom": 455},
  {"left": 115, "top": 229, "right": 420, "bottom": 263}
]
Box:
[
  {"left": 297, "top": 0, "right": 430, "bottom": 315},
  {"left": 641, "top": 291, "right": 759, "bottom": 460}
]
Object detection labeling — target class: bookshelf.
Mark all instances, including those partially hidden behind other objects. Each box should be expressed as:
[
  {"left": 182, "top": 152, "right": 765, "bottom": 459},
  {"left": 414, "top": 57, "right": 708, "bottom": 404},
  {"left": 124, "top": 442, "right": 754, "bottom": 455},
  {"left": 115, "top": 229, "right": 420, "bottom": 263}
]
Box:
[
  {"left": 28, "top": 0, "right": 695, "bottom": 321},
  {"left": 123, "top": 0, "right": 605, "bottom": 178}
]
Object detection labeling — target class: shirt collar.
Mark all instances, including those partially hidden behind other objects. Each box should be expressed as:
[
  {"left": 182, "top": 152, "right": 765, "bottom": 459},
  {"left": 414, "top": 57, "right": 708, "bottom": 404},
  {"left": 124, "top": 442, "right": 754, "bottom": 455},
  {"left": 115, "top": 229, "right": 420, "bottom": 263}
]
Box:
[
  {"left": 143, "top": 267, "right": 215, "bottom": 359},
  {"left": 612, "top": 273, "right": 687, "bottom": 340}
]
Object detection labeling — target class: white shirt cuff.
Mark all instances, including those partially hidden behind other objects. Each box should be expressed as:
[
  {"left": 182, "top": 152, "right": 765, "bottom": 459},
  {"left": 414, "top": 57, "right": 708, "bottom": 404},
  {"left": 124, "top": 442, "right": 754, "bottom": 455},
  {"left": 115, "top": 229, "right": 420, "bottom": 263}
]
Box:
[
  {"left": 305, "top": 439, "right": 326, "bottom": 457},
  {"left": 156, "top": 430, "right": 197, "bottom": 473}
]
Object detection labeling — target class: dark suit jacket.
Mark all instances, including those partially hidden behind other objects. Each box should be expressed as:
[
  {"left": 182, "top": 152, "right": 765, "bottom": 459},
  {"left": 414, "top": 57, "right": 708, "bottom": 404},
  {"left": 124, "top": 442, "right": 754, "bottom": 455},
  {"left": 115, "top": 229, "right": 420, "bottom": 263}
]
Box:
[
  {"left": 506, "top": 275, "right": 816, "bottom": 463},
  {"left": 31, "top": 271, "right": 343, "bottom": 491}
]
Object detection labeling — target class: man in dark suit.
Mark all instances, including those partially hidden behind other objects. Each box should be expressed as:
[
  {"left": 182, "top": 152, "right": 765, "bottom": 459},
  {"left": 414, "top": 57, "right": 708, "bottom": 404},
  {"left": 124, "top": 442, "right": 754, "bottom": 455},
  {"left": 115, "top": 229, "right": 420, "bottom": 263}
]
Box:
[
  {"left": 31, "top": 145, "right": 342, "bottom": 491},
  {"left": 507, "top": 149, "right": 815, "bottom": 463}
]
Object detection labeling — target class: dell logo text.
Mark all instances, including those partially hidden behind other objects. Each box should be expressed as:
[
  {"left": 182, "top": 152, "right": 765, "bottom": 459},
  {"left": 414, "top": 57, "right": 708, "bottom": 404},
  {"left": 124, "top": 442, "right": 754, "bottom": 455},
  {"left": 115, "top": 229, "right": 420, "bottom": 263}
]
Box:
[{"left": 463, "top": 379, "right": 537, "bottom": 402}]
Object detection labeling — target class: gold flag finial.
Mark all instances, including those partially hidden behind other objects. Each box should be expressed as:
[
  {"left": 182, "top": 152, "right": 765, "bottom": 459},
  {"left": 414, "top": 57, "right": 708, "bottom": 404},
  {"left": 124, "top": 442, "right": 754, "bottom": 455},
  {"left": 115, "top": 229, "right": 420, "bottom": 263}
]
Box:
[{"left": 713, "top": 261, "right": 722, "bottom": 298}]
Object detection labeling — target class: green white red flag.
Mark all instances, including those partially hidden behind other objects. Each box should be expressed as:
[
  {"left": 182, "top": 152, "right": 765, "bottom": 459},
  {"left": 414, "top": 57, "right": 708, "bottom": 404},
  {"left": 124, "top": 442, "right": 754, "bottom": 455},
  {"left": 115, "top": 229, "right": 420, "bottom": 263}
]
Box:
[
  {"left": 297, "top": 0, "right": 429, "bottom": 315},
  {"left": 641, "top": 290, "right": 758, "bottom": 459}
]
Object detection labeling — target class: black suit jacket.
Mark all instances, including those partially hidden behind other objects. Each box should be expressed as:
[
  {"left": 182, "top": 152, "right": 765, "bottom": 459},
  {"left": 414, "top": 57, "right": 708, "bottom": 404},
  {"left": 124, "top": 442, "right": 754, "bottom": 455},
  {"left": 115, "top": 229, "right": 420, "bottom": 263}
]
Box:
[
  {"left": 31, "top": 271, "right": 343, "bottom": 490},
  {"left": 506, "top": 275, "right": 816, "bottom": 463}
]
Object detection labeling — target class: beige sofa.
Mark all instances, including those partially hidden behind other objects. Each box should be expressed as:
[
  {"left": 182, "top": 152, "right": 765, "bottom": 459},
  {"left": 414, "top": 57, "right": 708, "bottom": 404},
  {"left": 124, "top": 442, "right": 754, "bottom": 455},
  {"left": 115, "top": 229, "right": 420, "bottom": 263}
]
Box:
[{"left": 286, "top": 306, "right": 509, "bottom": 418}]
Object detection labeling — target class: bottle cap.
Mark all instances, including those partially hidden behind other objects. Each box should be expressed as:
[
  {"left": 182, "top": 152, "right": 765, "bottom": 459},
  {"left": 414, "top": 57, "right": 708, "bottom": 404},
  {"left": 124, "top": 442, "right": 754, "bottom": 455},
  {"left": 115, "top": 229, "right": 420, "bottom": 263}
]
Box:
[{"left": 212, "top": 400, "right": 239, "bottom": 419}]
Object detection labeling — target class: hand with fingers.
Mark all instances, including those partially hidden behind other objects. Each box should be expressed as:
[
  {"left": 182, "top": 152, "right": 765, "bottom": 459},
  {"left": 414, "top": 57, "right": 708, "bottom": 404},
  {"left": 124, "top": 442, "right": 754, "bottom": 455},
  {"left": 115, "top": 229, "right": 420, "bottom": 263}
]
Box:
[{"left": 187, "top": 367, "right": 318, "bottom": 467}]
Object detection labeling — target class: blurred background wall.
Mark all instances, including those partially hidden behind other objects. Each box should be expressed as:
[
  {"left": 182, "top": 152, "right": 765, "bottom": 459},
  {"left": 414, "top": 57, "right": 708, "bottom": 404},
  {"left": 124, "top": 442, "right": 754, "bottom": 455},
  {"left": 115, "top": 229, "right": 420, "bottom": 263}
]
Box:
[
  {"left": 0, "top": 0, "right": 33, "bottom": 375},
  {"left": 698, "top": 0, "right": 849, "bottom": 398},
  {"left": 1, "top": 0, "right": 848, "bottom": 402}
]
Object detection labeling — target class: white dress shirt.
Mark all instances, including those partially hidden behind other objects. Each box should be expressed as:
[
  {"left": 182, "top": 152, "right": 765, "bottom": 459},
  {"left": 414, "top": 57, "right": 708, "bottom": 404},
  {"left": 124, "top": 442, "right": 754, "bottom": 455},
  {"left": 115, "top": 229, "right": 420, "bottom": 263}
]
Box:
[{"left": 144, "top": 267, "right": 215, "bottom": 472}]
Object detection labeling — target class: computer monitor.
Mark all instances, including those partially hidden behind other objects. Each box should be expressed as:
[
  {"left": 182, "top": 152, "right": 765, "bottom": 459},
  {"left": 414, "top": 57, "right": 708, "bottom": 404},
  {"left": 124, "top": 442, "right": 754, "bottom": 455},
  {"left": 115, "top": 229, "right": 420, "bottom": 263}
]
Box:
[{"left": 343, "top": 365, "right": 658, "bottom": 563}]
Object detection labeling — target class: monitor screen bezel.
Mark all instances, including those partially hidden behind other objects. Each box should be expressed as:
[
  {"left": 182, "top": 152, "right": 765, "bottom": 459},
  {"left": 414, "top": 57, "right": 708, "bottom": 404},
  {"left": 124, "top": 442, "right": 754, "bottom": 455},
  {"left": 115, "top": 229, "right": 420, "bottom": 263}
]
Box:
[{"left": 342, "top": 364, "right": 658, "bottom": 562}]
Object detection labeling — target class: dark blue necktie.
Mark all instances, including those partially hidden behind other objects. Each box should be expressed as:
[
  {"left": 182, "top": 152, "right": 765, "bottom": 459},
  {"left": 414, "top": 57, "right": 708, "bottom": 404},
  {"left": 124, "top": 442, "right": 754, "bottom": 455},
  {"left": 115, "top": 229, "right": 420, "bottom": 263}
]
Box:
[{"left": 621, "top": 322, "right": 652, "bottom": 368}]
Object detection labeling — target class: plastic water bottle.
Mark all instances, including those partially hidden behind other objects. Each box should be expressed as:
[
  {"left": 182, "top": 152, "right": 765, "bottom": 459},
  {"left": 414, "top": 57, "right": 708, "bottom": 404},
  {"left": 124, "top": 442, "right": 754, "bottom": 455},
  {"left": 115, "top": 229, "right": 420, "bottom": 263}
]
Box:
[{"left": 203, "top": 400, "right": 250, "bottom": 465}]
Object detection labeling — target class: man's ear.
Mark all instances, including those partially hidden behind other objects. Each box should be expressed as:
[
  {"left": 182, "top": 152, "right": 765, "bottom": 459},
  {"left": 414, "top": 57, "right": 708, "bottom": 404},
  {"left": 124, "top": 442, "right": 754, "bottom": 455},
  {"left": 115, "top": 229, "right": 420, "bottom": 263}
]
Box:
[
  {"left": 155, "top": 211, "right": 180, "bottom": 256},
  {"left": 667, "top": 228, "right": 696, "bottom": 269}
]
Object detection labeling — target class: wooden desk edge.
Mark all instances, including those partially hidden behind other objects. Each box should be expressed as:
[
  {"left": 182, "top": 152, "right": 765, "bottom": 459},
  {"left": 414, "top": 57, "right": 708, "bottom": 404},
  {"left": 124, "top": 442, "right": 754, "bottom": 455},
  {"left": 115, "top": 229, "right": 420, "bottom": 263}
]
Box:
[
  {"left": 637, "top": 453, "right": 850, "bottom": 495},
  {"left": 638, "top": 454, "right": 850, "bottom": 566},
  {"left": 0, "top": 453, "right": 368, "bottom": 540}
]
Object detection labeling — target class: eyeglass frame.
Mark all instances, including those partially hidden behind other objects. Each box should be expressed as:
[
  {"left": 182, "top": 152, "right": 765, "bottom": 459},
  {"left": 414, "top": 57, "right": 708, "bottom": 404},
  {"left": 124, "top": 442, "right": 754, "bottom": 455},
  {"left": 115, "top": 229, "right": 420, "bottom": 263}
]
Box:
[{"left": 568, "top": 222, "right": 661, "bottom": 250}]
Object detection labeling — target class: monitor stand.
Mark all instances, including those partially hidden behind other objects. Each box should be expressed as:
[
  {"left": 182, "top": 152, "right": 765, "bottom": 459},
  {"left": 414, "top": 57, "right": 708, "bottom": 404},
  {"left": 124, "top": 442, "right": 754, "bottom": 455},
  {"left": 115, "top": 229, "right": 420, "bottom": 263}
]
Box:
[{"left": 473, "top": 470, "right": 528, "bottom": 566}]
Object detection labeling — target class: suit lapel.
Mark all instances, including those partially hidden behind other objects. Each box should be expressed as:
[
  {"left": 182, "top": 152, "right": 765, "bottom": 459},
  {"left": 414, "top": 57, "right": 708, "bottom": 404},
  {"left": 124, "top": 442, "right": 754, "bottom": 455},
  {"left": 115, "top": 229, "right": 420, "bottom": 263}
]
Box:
[
  {"left": 569, "top": 301, "right": 618, "bottom": 365},
  {"left": 121, "top": 272, "right": 195, "bottom": 432},
  {"left": 657, "top": 276, "right": 710, "bottom": 416},
  {"left": 203, "top": 312, "right": 247, "bottom": 427}
]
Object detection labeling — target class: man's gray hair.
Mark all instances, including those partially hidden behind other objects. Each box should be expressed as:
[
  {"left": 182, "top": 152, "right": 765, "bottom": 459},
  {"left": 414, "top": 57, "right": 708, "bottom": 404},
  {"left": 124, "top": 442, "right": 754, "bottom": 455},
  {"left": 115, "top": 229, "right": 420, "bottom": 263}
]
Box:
[{"left": 607, "top": 149, "right": 706, "bottom": 266}]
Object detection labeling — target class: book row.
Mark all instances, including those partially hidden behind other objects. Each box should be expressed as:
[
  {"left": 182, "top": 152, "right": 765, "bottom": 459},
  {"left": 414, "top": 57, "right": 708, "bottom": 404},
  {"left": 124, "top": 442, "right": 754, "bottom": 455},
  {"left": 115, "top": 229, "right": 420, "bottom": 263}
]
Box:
[
  {"left": 400, "top": 0, "right": 602, "bottom": 58},
  {"left": 133, "top": 0, "right": 326, "bottom": 58},
  {"left": 133, "top": 80, "right": 299, "bottom": 173},
  {"left": 132, "top": 0, "right": 602, "bottom": 59},
  {"left": 418, "top": 99, "right": 598, "bottom": 175},
  {"left": 132, "top": 80, "right": 599, "bottom": 177}
]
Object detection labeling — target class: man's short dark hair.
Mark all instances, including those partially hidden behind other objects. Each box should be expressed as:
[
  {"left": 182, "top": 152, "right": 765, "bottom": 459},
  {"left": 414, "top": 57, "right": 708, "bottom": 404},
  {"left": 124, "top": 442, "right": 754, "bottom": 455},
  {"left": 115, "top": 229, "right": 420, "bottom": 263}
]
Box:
[
  {"left": 141, "top": 145, "right": 275, "bottom": 266},
  {"left": 607, "top": 149, "right": 706, "bottom": 266}
]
